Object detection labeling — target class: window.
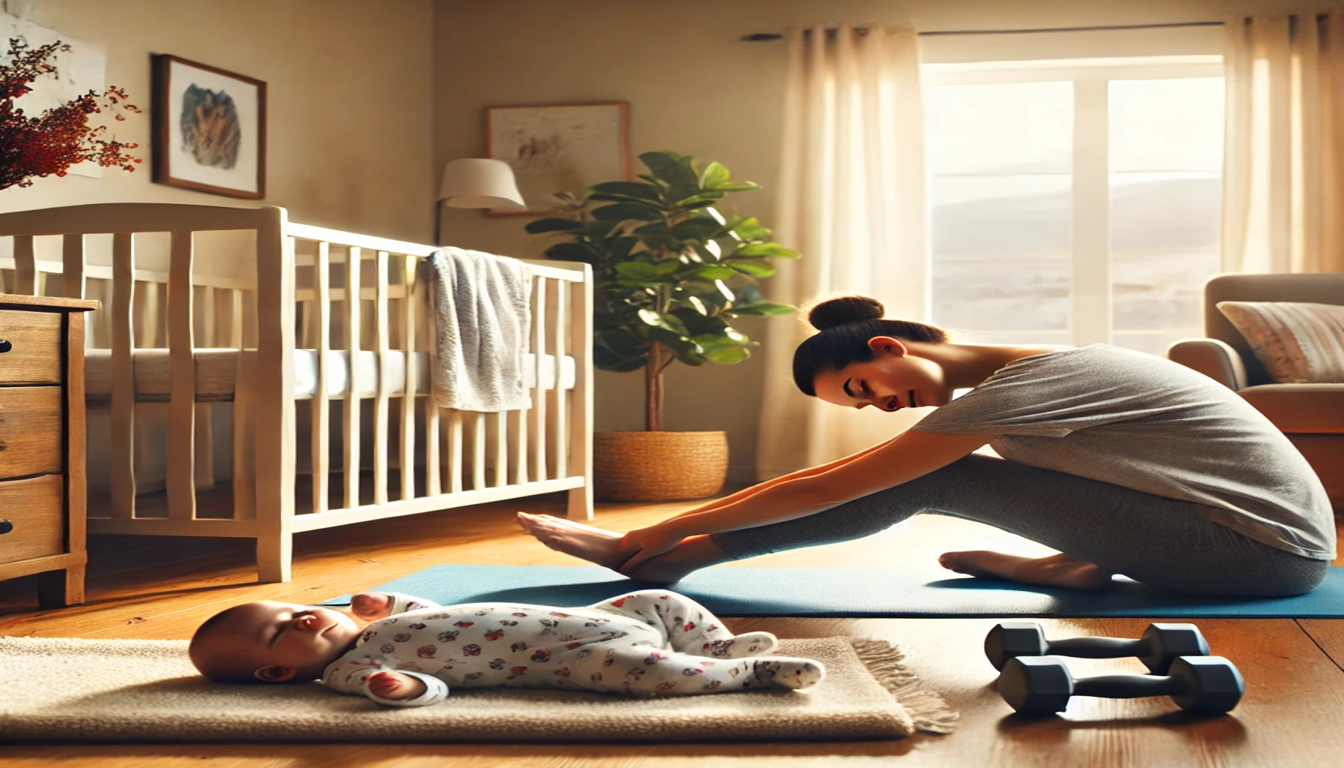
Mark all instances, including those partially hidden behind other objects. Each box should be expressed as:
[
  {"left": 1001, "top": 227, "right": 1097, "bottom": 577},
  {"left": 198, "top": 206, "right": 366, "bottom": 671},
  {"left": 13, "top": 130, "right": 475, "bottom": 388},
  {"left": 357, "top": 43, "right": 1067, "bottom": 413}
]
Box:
[{"left": 922, "top": 57, "right": 1225, "bottom": 355}]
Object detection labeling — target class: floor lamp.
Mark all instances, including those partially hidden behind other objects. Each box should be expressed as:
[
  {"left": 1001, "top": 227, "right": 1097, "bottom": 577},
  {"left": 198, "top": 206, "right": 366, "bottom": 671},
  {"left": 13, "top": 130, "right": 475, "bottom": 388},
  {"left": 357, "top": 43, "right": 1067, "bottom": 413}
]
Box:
[{"left": 435, "top": 158, "right": 526, "bottom": 245}]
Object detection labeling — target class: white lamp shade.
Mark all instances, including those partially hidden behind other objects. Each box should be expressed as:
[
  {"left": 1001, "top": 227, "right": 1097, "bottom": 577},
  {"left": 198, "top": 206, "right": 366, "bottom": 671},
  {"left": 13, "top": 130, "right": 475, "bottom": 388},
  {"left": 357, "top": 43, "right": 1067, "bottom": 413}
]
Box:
[{"left": 438, "top": 158, "right": 525, "bottom": 211}]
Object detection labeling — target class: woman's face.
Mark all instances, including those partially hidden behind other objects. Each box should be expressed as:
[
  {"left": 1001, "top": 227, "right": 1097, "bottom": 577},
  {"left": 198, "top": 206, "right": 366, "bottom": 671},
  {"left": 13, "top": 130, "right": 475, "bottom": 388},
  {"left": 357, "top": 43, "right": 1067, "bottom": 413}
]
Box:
[{"left": 811, "top": 336, "right": 950, "bottom": 412}]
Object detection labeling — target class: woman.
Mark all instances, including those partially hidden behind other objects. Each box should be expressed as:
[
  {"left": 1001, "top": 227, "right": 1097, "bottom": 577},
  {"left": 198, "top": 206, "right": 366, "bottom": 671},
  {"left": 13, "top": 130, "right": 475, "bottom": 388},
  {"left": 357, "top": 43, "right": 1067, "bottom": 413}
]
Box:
[{"left": 518, "top": 296, "right": 1335, "bottom": 597}]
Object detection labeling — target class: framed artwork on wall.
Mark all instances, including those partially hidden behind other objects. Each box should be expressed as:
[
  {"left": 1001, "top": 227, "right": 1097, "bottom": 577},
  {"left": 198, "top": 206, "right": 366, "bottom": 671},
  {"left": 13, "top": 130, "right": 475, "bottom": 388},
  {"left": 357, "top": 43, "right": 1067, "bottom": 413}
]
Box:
[
  {"left": 151, "top": 54, "right": 266, "bottom": 199},
  {"left": 486, "top": 101, "right": 630, "bottom": 215}
]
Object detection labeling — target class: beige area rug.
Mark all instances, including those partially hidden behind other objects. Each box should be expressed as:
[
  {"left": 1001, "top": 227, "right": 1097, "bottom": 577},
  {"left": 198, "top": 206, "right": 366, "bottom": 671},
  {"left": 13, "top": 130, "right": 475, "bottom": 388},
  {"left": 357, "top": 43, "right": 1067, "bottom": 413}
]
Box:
[{"left": 0, "top": 636, "right": 957, "bottom": 743}]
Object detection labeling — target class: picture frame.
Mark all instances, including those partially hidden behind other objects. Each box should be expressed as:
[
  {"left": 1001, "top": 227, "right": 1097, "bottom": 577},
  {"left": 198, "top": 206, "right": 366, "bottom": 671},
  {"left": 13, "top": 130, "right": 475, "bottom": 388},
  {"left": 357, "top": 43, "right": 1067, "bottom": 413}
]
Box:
[
  {"left": 151, "top": 54, "right": 266, "bottom": 199},
  {"left": 486, "top": 101, "right": 630, "bottom": 215}
]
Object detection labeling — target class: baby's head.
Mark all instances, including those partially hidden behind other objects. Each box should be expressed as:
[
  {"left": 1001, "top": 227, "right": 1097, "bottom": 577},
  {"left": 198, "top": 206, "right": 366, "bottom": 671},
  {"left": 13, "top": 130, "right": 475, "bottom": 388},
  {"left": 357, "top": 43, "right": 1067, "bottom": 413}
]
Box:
[{"left": 189, "top": 601, "right": 361, "bottom": 684}]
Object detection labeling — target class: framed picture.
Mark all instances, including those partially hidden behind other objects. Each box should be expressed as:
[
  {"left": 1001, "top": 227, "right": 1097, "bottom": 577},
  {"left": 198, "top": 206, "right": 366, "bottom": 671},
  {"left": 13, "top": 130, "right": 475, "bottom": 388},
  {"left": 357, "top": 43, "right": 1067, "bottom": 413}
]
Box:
[
  {"left": 151, "top": 54, "right": 266, "bottom": 199},
  {"left": 486, "top": 101, "right": 630, "bottom": 215}
]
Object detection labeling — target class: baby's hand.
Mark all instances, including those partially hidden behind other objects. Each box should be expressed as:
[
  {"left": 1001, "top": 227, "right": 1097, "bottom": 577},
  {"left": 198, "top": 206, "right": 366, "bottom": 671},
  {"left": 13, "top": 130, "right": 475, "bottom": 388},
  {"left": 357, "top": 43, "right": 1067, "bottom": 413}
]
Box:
[
  {"left": 366, "top": 670, "right": 427, "bottom": 701},
  {"left": 350, "top": 592, "right": 394, "bottom": 621}
]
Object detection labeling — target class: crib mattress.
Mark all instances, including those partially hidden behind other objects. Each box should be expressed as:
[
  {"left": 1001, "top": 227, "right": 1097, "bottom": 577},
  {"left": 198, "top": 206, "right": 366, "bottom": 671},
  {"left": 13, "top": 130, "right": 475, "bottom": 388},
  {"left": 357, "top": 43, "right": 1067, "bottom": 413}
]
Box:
[{"left": 84, "top": 349, "right": 576, "bottom": 403}]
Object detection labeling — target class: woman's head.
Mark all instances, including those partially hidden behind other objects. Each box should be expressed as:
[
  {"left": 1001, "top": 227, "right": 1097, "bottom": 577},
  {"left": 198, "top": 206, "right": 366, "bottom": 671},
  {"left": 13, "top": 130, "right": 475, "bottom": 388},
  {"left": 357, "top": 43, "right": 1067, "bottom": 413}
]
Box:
[{"left": 793, "top": 296, "right": 952, "bottom": 410}]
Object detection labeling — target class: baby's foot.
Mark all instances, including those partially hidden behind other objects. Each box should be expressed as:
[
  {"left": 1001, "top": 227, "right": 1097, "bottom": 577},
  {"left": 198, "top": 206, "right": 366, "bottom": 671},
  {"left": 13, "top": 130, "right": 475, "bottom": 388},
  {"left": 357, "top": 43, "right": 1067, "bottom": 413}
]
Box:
[
  {"left": 750, "top": 658, "right": 826, "bottom": 690},
  {"left": 516, "top": 512, "right": 630, "bottom": 571},
  {"left": 702, "top": 631, "right": 779, "bottom": 658}
]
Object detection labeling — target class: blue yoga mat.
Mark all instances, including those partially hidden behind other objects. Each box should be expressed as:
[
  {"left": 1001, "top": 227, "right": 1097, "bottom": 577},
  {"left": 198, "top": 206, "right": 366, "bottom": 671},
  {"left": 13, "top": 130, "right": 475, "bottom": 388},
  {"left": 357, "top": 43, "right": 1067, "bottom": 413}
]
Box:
[{"left": 322, "top": 563, "right": 1344, "bottom": 618}]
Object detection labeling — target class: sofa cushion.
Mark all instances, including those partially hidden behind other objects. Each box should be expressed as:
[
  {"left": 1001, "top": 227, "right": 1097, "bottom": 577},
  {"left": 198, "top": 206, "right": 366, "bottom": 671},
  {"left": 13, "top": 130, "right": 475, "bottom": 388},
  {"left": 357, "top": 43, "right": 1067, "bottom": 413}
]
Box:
[
  {"left": 1238, "top": 384, "right": 1344, "bottom": 433},
  {"left": 1217, "top": 301, "right": 1344, "bottom": 383}
]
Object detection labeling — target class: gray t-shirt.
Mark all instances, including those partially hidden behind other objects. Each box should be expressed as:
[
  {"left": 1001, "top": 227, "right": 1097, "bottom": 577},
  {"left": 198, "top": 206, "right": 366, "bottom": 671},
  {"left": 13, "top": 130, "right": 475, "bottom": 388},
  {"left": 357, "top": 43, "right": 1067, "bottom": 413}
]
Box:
[{"left": 911, "top": 344, "right": 1336, "bottom": 560}]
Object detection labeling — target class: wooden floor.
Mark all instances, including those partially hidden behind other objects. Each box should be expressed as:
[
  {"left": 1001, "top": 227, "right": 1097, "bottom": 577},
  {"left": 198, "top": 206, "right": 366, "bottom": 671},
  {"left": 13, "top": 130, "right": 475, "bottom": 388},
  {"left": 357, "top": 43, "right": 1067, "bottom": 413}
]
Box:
[{"left": 1, "top": 492, "right": 1341, "bottom": 768}]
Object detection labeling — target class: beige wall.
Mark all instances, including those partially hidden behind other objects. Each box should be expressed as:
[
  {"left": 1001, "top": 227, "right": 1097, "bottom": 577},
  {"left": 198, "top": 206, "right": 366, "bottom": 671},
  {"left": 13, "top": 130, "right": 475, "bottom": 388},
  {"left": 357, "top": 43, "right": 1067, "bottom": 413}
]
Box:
[
  {"left": 434, "top": 0, "right": 1328, "bottom": 483},
  {"left": 2, "top": 0, "right": 434, "bottom": 243}
]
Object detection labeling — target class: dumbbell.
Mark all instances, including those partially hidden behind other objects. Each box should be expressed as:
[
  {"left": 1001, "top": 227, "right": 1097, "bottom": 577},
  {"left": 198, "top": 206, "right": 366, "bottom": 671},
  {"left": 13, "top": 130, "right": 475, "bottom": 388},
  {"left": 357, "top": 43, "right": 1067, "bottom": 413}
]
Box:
[
  {"left": 984, "top": 621, "right": 1210, "bottom": 674},
  {"left": 998, "top": 655, "right": 1245, "bottom": 716}
]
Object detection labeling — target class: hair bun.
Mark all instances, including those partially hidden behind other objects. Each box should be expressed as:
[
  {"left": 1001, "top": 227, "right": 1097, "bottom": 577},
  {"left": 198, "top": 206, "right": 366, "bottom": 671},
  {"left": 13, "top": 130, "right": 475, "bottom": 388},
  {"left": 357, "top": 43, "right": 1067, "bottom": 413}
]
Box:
[{"left": 808, "top": 295, "right": 885, "bottom": 331}]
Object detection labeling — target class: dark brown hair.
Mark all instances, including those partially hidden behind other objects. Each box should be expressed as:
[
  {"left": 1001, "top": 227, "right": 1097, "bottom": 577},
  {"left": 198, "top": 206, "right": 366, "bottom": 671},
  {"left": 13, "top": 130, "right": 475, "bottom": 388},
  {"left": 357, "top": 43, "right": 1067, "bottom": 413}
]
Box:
[{"left": 792, "top": 296, "right": 950, "bottom": 395}]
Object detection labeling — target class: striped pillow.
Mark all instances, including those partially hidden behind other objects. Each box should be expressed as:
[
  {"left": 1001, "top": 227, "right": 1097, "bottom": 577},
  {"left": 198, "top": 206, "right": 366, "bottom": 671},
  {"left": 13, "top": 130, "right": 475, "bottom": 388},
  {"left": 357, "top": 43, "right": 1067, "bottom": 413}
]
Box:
[{"left": 1217, "top": 300, "right": 1344, "bottom": 383}]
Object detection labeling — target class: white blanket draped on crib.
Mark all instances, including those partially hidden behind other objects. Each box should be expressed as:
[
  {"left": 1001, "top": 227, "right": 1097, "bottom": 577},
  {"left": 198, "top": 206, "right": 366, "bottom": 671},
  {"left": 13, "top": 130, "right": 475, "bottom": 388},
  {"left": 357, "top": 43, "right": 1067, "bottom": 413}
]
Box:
[{"left": 420, "top": 247, "right": 533, "bottom": 412}]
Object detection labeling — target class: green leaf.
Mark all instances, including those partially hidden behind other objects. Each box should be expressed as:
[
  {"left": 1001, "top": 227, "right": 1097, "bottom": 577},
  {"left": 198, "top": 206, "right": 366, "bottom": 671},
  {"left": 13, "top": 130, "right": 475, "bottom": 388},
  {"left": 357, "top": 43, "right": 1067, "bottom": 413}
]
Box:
[
  {"left": 700, "top": 161, "right": 731, "bottom": 189},
  {"left": 591, "top": 202, "right": 662, "bottom": 221},
  {"left": 724, "top": 258, "right": 777, "bottom": 278},
  {"left": 713, "top": 181, "right": 760, "bottom": 192},
  {"left": 670, "top": 217, "right": 721, "bottom": 242},
  {"left": 524, "top": 217, "right": 584, "bottom": 234},
  {"left": 590, "top": 181, "right": 662, "bottom": 201},
  {"left": 674, "top": 192, "right": 726, "bottom": 208},
  {"left": 615, "top": 262, "right": 661, "bottom": 282},
  {"left": 726, "top": 301, "right": 796, "bottom": 316},
  {"left": 733, "top": 242, "right": 799, "bottom": 259},
  {"left": 640, "top": 151, "right": 701, "bottom": 201},
  {"left": 702, "top": 344, "right": 752, "bottom": 364},
  {"left": 728, "top": 216, "right": 770, "bottom": 241},
  {"left": 694, "top": 265, "right": 737, "bottom": 281},
  {"left": 685, "top": 295, "right": 708, "bottom": 315}
]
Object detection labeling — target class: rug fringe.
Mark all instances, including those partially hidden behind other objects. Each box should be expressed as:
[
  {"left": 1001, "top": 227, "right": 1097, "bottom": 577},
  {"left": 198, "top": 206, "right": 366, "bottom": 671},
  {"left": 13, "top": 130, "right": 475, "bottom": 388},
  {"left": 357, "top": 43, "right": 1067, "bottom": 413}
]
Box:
[{"left": 850, "top": 638, "right": 960, "bottom": 734}]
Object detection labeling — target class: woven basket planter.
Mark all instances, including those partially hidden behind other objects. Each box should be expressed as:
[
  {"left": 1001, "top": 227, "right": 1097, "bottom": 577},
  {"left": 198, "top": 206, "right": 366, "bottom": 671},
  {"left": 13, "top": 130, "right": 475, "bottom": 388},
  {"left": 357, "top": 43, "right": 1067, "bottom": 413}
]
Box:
[{"left": 594, "top": 430, "right": 728, "bottom": 502}]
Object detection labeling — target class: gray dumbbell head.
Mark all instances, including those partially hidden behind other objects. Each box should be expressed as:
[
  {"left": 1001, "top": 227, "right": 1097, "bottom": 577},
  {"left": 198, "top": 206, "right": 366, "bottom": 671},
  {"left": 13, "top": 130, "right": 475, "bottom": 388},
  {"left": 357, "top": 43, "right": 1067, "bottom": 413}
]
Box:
[
  {"left": 997, "top": 656, "right": 1073, "bottom": 715},
  {"left": 1169, "top": 656, "right": 1245, "bottom": 714},
  {"left": 1139, "top": 623, "right": 1211, "bottom": 673},
  {"left": 984, "top": 622, "right": 1050, "bottom": 671}
]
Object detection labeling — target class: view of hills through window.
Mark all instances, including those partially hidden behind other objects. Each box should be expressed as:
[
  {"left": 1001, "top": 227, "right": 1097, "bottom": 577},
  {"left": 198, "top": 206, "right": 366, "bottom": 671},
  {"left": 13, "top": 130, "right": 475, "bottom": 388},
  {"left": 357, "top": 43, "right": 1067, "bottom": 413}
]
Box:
[{"left": 924, "top": 63, "right": 1225, "bottom": 356}]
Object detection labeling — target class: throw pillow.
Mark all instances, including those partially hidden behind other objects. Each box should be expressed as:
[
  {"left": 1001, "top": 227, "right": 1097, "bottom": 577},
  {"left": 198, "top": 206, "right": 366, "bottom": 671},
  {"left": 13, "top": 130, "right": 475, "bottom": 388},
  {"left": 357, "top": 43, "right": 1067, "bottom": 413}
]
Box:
[{"left": 1217, "top": 300, "right": 1344, "bottom": 383}]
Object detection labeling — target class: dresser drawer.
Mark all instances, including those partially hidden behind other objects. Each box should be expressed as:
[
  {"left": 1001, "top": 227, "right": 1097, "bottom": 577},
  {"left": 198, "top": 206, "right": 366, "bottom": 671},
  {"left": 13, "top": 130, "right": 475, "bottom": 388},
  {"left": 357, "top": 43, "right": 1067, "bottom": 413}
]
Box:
[
  {"left": 0, "top": 310, "right": 62, "bottom": 385},
  {"left": 0, "top": 474, "right": 65, "bottom": 565},
  {"left": 0, "top": 387, "right": 63, "bottom": 480}
]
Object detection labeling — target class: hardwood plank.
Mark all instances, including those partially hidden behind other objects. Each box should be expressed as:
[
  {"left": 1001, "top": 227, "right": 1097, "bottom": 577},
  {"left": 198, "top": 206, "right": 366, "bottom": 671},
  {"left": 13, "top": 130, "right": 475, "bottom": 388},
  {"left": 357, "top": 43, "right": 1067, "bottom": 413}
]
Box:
[
  {"left": 0, "top": 504, "right": 1340, "bottom": 767},
  {"left": 1300, "top": 619, "right": 1344, "bottom": 669}
]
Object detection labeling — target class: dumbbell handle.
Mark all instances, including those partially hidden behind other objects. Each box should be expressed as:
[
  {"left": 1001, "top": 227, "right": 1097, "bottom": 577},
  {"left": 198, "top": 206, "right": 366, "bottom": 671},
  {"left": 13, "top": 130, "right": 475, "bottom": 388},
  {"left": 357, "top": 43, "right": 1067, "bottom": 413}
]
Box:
[
  {"left": 1072, "top": 673, "right": 1182, "bottom": 700},
  {"left": 1047, "top": 636, "right": 1148, "bottom": 658}
]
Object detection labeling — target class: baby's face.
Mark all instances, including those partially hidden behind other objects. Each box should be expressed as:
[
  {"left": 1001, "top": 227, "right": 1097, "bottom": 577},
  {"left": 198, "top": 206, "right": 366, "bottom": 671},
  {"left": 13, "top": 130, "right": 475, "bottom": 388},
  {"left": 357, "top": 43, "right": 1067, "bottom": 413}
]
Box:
[{"left": 199, "top": 601, "right": 361, "bottom": 682}]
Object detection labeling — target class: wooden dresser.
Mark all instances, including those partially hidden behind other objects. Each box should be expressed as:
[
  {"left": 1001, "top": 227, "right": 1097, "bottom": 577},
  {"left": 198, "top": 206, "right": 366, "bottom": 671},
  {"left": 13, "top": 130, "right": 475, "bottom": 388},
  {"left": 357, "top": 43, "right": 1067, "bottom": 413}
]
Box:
[{"left": 0, "top": 294, "right": 98, "bottom": 607}]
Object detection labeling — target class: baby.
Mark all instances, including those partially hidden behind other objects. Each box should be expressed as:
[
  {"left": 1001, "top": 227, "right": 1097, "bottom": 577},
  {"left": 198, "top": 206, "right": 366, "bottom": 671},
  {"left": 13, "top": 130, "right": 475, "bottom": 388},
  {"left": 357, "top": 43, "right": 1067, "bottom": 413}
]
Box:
[{"left": 189, "top": 588, "right": 825, "bottom": 706}]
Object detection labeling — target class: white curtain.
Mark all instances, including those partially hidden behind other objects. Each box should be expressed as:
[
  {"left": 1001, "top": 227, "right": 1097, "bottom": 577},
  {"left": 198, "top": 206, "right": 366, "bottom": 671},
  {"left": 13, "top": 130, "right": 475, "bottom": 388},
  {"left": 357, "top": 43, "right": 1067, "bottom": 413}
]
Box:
[
  {"left": 755, "top": 24, "right": 929, "bottom": 480},
  {"left": 1222, "top": 11, "right": 1344, "bottom": 274}
]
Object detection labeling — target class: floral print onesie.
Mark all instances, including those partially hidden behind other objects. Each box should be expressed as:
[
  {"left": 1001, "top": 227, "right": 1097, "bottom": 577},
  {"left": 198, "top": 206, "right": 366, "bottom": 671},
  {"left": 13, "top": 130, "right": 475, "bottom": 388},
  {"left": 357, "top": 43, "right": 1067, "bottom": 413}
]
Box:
[{"left": 322, "top": 589, "right": 826, "bottom": 706}]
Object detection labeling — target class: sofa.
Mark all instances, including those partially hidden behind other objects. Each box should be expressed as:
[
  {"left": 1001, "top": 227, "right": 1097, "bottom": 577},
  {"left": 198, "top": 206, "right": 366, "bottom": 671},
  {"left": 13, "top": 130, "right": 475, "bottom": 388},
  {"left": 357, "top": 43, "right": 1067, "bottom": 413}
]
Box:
[{"left": 1168, "top": 272, "right": 1344, "bottom": 512}]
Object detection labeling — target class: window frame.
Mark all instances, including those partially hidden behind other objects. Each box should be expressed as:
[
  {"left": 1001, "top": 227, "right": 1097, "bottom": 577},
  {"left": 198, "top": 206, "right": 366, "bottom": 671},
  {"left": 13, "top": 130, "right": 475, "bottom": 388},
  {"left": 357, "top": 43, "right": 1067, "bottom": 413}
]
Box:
[{"left": 921, "top": 56, "right": 1224, "bottom": 348}]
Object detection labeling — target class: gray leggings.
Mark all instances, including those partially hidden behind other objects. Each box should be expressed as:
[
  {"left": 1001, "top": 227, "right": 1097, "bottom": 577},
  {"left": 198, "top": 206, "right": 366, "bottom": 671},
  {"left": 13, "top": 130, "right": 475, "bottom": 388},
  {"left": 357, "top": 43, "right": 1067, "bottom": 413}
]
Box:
[{"left": 711, "top": 455, "right": 1328, "bottom": 597}]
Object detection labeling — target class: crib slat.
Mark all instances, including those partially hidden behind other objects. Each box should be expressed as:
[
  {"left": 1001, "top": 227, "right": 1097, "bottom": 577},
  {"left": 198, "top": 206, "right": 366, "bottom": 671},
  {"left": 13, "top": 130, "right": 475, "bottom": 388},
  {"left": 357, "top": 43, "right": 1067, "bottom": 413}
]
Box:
[
  {"left": 110, "top": 233, "right": 137, "bottom": 519},
  {"left": 255, "top": 217, "right": 298, "bottom": 583},
  {"left": 511, "top": 406, "right": 528, "bottom": 485},
  {"left": 493, "top": 412, "right": 507, "bottom": 487},
  {"left": 196, "top": 286, "right": 216, "bottom": 490},
  {"left": 311, "top": 242, "right": 332, "bottom": 514},
  {"left": 448, "top": 410, "right": 463, "bottom": 494},
  {"left": 471, "top": 412, "right": 486, "bottom": 490},
  {"left": 532, "top": 278, "right": 548, "bottom": 482},
  {"left": 62, "top": 234, "right": 86, "bottom": 299},
  {"left": 232, "top": 349, "right": 257, "bottom": 522},
  {"left": 568, "top": 266, "right": 595, "bottom": 520},
  {"left": 400, "top": 255, "right": 417, "bottom": 501},
  {"left": 13, "top": 235, "right": 37, "bottom": 295},
  {"left": 422, "top": 283, "right": 441, "bottom": 496},
  {"left": 166, "top": 231, "right": 197, "bottom": 520},
  {"left": 553, "top": 279, "right": 568, "bottom": 478},
  {"left": 373, "top": 251, "right": 390, "bottom": 505},
  {"left": 342, "top": 247, "right": 363, "bottom": 509}
]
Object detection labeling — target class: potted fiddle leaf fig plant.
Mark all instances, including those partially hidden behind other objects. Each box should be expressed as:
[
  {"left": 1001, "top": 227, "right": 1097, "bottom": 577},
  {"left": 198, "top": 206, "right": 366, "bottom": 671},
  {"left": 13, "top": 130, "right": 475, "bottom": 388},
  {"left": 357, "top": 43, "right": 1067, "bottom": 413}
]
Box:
[{"left": 525, "top": 151, "right": 798, "bottom": 501}]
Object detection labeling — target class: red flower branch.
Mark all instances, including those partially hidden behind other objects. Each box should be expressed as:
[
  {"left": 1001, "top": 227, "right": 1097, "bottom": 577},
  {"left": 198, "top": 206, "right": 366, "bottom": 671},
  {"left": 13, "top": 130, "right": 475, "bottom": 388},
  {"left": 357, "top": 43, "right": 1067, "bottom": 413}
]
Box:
[{"left": 1, "top": 38, "right": 141, "bottom": 190}]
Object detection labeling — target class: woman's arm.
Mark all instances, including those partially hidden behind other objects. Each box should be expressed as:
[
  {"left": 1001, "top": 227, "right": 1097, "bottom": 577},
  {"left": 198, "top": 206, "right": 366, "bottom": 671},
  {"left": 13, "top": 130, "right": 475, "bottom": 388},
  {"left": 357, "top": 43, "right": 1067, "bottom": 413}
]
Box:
[
  {"left": 619, "top": 430, "right": 993, "bottom": 571},
  {"left": 650, "top": 433, "right": 909, "bottom": 525}
]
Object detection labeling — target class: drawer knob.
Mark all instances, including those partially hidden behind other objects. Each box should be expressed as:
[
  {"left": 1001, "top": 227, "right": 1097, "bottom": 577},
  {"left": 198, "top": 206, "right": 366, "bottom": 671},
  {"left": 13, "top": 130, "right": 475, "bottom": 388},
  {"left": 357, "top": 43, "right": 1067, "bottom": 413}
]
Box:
[
  {"left": 0, "top": 519, "right": 11, "bottom": 535},
  {"left": 0, "top": 339, "right": 11, "bottom": 353}
]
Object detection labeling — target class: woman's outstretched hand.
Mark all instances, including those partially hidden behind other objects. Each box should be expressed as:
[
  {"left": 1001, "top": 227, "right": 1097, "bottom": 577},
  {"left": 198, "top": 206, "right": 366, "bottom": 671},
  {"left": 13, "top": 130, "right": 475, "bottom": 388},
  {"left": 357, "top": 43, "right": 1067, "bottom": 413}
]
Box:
[{"left": 617, "top": 524, "right": 685, "bottom": 575}]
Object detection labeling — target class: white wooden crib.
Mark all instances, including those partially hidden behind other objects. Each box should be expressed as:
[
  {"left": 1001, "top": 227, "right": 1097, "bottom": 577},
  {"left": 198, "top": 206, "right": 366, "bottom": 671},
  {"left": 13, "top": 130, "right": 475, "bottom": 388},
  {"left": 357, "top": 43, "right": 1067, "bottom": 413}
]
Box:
[{"left": 0, "top": 203, "right": 593, "bottom": 582}]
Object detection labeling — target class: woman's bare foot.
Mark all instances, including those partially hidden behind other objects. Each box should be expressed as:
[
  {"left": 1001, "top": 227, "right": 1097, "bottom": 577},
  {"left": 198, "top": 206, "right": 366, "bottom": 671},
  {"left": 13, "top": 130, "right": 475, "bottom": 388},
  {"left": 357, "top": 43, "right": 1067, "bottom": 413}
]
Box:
[
  {"left": 516, "top": 512, "right": 631, "bottom": 570},
  {"left": 938, "top": 550, "right": 1113, "bottom": 590}
]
